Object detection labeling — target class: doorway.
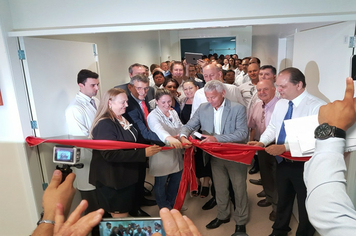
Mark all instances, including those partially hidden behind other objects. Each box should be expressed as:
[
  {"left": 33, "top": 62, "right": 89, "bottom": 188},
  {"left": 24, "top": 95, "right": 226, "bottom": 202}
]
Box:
[{"left": 180, "top": 37, "right": 236, "bottom": 58}]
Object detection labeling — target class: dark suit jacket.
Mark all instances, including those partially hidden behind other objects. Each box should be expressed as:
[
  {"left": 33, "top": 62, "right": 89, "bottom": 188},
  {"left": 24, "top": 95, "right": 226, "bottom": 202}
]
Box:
[
  {"left": 123, "top": 93, "right": 164, "bottom": 146},
  {"left": 115, "top": 83, "right": 155, "bottom": 102},
  {"left": 89, "top": 118, "right": 146, "bottom": 189}
]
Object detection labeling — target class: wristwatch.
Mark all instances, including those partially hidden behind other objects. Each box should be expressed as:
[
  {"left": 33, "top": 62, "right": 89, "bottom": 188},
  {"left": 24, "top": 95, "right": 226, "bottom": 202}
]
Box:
[{"left": 314, "top": 123, "right": 346, "bottom": 140}]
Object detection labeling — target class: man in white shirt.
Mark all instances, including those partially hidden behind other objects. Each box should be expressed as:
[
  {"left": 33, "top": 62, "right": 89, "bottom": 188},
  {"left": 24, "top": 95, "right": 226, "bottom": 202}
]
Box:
[
  {"left": 191, "top": 64, "right": 244, "bottom": 117},
  {"left": 149, "top": 70, "right": 165, "bottom": 93},
  {"left": 148, "top": 64, "right": 160, "bottom": 84},
  {"left": 239, "top": 63, "right": 259, "bottom": 107},
  {"left": 160, "top": 61, "right": 170, "bottom": 77},
  {"left": 304, "top": 77, "right": 356, "bottom": 236},
  {"left": 249, "top": 67, "right": 325, "bottom": 236},
  {"left": 235, "top": 57, "right": 251, "bottom": 86},
  {"left": 65, "top": 69, "right": 100, "bottom": 223},
  {"left": 103, "top": 223, "right": 111, "bottom": 236}
]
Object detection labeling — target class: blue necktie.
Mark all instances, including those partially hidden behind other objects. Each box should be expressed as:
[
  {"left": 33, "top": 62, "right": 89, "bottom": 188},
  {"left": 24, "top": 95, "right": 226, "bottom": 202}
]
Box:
[{"left": 276, "top": 101, "right": 293, "bottom": 163}]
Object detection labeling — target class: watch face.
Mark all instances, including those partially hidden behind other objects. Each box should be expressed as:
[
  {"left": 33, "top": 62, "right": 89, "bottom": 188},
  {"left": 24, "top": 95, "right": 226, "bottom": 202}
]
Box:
[{"left": 315, "top": 123, "right": 332, "bottom": 139}]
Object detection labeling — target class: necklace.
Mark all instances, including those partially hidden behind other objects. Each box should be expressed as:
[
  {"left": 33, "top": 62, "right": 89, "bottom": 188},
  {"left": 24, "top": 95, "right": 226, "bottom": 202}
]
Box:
[{"left": 117, "top": 116, "right": 132, "bottom": 130}]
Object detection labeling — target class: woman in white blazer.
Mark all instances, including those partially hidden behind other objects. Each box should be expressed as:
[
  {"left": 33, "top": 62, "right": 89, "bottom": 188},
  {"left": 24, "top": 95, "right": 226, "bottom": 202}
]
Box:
[{"left": 147, "top": 89, "right": 184, "bottom": 209}]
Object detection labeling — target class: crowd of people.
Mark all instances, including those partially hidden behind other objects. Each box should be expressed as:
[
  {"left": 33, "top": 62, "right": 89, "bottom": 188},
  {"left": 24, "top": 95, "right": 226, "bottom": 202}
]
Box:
[
  {"left": 102, "top": 221, "right": 162, "bottom": 236},
  {"left": 32, "top": 52, "right": 356, "bottom": 236}
]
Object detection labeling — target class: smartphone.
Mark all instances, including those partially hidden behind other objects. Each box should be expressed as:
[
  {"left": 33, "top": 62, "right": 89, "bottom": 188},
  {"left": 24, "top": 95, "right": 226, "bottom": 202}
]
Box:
[
  {"left": 193, "top": 131, "right": 206, "bottom": 140},
  {"left": 185, "top": 52, "right": 203, "bottom": 65},
  {"left": 98, "top": 217, "right": 165, "bottom": 236}
]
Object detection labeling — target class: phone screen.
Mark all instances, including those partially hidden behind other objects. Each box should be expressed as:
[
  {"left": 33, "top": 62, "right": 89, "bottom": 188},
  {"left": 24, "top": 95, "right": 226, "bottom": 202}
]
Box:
[{"left": 98, "top": 217, "right": 165, "bottom": 236}]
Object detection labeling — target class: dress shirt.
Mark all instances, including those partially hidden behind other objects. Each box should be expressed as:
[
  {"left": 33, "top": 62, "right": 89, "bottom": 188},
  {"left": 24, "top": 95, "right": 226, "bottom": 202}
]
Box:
[
  {"left": 234, "top": 68, "right": 241, "bottom": 76},
  {"left": 222, "top": 64, "right": 229, "bottom": 70},
  {"left": 235, "top": 72, "right": 250, "bottom": 86},
  {"left": 65, "top": 91, "right": 99, "bottom": 191},
  {"left": 65, "top": 91, "right": 98, "bottom": 136},
  {"left": 213, "top": 99, "right": 226, "bottom": 135},
  {"left": 149, "top": 80, "right": 163, "bottom": 93},
  {"left": 247, "top": 90, "right": 280, "bottom": 119},
  {"left": 152, "top": 84, "right": 163, "bottom": 94},
  {"left": 259, "top": 90, "right": 325, "bottom": 150},
  {"left": 238, "top": 81, "right": 256, "bottom": 107},
  {"left": 248, "top": 96, "right": 279, "bottom": 140},
  {"left": 103, "top": 227, "right": 111, "bottom": 236},
  {"left": 304, "top": 138, "right": 356, "bottom": 236},
  {"left": 148, "top": 74, "right": 153, "bottom": 83},
  {"left": 134, "top": 232, "right": 146, "bottom": 236},
  {"left": 191, "top": 83, "right": 244, "bottom": 117},
  {"left": 131, "top": 93, "right": 147, "bottom": 114},
  {"left": 164, "top": 70, "right": 171, "bottom": 77}
]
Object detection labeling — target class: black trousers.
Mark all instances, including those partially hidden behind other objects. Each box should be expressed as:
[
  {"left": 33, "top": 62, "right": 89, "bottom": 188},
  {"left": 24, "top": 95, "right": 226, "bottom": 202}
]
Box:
[
  {"left": 272, "top": 160, "right": 315, "bottom": 236},
  {"left": 80, "top": 189, "right": 100, "bottom": 236},
  {"left": 79, "top": 189, "right": 100, "bottom": 214},
  {"left": 132, "top": 162, "right": 147, "bottom": 211},
  {"left": 258, "top": 150, "right": 278, "bottom": 211}
]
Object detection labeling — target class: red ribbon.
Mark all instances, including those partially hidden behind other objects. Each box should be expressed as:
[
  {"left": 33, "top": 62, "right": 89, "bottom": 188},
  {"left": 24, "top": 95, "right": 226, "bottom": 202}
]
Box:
[
  {"left": 25, "top": 136, "right": 311, "bottom": 210},
  {"left": 25, "top": 136, "right": 173, "bottom": 150}
]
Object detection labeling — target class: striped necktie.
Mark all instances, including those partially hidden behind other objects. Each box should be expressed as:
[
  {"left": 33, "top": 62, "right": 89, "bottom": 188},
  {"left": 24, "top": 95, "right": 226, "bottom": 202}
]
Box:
[{"left": 90, "top": 98, "right": 97, "bottom": 110}]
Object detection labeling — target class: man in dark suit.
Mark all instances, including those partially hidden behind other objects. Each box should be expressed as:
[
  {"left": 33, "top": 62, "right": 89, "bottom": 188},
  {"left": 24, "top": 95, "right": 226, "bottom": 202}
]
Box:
[
  {"left": 180, "top": 80, "right": 249, "bottom": 236},
  {"left": 115, "top": 63, "right": 155, "bottom": 101},
  {"left": 119, "top": 73, "right": 164, "bottom": 217},
  {"left": 116, "top": 64, "right": 163, "bottom": 217}
]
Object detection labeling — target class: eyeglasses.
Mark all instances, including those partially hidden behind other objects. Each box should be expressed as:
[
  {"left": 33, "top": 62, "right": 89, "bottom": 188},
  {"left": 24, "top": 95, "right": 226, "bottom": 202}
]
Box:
[{"left": 133, "top": 85, "right": 149, "bottom": 91}]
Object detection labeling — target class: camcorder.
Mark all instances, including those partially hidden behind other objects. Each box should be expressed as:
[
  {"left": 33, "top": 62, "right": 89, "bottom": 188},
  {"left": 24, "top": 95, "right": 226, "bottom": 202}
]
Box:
[
  {"left": 53, "top": 145, "right": 80, "bottom": 165},
  {"left": 53, "top": 145, "right": 83, "bottom": 182}
]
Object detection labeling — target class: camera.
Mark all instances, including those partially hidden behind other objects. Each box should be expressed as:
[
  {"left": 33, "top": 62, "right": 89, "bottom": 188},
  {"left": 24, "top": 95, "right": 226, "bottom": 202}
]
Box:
[{"left": 53, "top": 145, "right": 80, "bottom": 165}]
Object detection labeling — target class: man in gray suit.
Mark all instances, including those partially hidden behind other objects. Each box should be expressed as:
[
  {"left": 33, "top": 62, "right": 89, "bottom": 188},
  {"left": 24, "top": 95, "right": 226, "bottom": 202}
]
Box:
[{"left": 180, "top": 80, "right": 249, "bottom": 236}]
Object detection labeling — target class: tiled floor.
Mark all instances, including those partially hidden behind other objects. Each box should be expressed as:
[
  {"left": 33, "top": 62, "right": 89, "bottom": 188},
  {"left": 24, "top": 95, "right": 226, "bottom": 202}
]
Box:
[{"left": 142, "top": 167, "right": 298, "bottom": 236}]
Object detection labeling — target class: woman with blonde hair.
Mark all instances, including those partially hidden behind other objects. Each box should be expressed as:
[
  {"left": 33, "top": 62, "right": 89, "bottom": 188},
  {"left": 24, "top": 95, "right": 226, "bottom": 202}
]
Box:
[{"left": 89, "top": 88, "right": 161, "bottom": 218}]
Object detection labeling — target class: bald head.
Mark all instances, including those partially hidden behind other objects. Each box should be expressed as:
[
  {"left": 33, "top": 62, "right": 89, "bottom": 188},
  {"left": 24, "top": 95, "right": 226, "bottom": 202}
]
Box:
[
  {"left": 256, "top": 80, "right": 276, "bottom": 104},
  {"left": 202, "top": 64, "right": 223, "bottom": 82}
]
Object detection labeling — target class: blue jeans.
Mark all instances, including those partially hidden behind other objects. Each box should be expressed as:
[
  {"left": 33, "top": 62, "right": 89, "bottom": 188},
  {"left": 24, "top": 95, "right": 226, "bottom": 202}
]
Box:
[{"left": 154, "top": 170, "right": 183, "bottom": 209}]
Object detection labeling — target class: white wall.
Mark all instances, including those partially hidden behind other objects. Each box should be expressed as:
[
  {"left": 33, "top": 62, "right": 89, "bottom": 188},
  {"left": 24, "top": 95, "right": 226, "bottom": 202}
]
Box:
[
  {"left": 40, "top": 27, "right": 251, "bottom": 93},
  {"left": 0, "top": 1, "right": 39, "bottom": 235},
  {"left": 252, "top": 35, "right": 279, "bottom": 67},
  {"left": 42, "top": 30, "right": 179, "bottom": 93},
  {"left": 292, "top": 21, "right": 356, "bottom": 206}
]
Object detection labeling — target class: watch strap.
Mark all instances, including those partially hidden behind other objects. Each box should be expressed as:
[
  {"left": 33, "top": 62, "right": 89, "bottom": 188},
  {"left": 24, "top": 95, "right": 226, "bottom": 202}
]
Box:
[{"left": 332, "top": 126, "right": 346, "bottom": 139}]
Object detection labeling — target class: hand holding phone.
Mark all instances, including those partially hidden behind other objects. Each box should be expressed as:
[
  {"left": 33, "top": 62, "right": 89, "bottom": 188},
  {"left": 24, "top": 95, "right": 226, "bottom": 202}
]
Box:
[{"left": 159, "top": 208, "right": 201, "bottom": 236}]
